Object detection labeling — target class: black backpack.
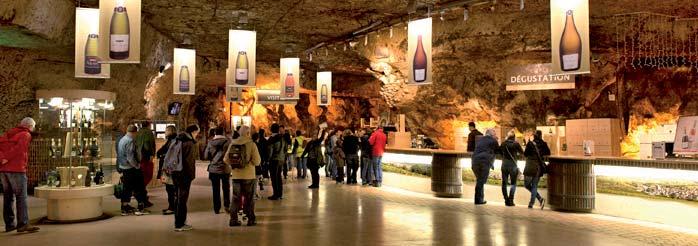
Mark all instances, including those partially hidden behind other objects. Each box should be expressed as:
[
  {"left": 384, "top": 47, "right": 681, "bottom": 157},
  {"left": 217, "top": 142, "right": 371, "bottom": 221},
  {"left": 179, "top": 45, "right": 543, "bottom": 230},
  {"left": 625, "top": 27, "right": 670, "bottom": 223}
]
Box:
[{"left": 226, "top": 144, "right": 247, "bottom": 169}]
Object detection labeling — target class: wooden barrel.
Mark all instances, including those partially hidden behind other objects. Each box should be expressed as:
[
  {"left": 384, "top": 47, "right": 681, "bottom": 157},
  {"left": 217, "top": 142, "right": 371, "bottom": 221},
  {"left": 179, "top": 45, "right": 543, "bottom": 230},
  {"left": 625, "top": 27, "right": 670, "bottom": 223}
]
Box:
[
  {"left": 431, "top": 151, "right": 466, "bottom": 198},
  {"left": 547, "top": 157, "right": 596, "bottom": 212}
]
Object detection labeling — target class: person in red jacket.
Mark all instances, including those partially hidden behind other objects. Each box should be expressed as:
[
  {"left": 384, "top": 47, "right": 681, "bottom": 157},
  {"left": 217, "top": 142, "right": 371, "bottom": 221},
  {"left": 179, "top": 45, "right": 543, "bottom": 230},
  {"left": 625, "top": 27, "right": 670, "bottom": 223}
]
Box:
[
  {"left": 0, "top": 117, "right": 40, "bottom": 233},
  {"left": 368, "top": 127, "right": 387, "bottom": 187}
]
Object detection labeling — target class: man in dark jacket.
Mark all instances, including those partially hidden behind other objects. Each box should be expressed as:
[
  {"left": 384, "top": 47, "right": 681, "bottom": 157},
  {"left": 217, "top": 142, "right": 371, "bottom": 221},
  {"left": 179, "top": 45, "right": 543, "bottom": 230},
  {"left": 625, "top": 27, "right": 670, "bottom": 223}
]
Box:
[
  {"left": 173, "top": 124, "right": 199, "bottom": 232},
  {"left": 205, "top": 127, "right": 231, "bottom": 214},
  {"left": 471, "top": 129, "right": 499, "bottom": 205},
  {"left": 255, "top": 129, "right": 268, "bottom": 191},
  {"left": 467, "top": 122, "right": 483, "bottom": 152},
  {"left": 500, "top": 130, "right": 524, "bottom": 206},
  {"left": 0, "top": 117, "right": 40, "bottom": 233},
  {"left": 342, "top": 129, "right": 360, "bottom": 184},
  {"left": 359, "top": 129, "right": 373, "bottom": 185},
  {"left": 156, "top": 125, "right": 177, "bottom": 215},
  {"left": 135, "top": 121, "right": 156, "bottom": 207},
  {"left": 267, "top": 123, "right": 286, "bottom": 200},
  {"left": 524, "top": 130, "right": 551, "bottom": 209}
]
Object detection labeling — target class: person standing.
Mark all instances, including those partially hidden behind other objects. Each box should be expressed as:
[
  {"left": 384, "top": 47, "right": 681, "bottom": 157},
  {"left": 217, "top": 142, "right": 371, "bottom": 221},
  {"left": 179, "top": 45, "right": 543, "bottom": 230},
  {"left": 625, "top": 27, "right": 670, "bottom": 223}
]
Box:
[
  {"left": 524, "top": 130, "right": 550, "bottom": 209},
  {"left": 267, "top": 123, "right": 286, "bottom": 200},
  {"left": 324, "top": 129, "right": 337, "bottom": 179},
  {"left": 156, "top": 125, "right": 177, "bottom": 215},
  {"left": 359, "top": 128, "right": 373, "bottom": 185},
  {"left": 294, "top": 130, "right": 307, "bottom": 179},
  {"left": 467, "top": 122, "right": 483, "bottom": 152},
  {"left": 173, "top": 125, "right": 200, "bottom": 232},
  {"left": 205, "top": 127, "right": 231, "bottom": 214},
  {"left": 368, "top": 127, "right": 387, "bottom": 187},
  {"left": 342, "top": 129, "right": 360, "bottom": 184},
  {"left": 333, "top": 137, "right": 346, "bottom": 184},
  {"left": 283, "top": 129, "right": 294, "bottom": 180},
  {"left": 472, "top": 129, "right": 499, "bottom": 205},
  {"left": 136, "top": 121, "right": 156, "bottom": 208},
  {"left": 302, "top": 131, "right": 325, "bottom": 189},
  {"left": 226, "top": 126, "right": 261, "bottom": 226},
  {"left": 0, "top": 117, "right": 40, "bottom": 233},
  {"left": 255, "top": 129, "right": 269, "bottom": 192},
  {"left": 118, "top": 125, "right": 150, "bottom": 215},
  {"left": 500, "top": 130, "right": 524, "bottom": 206}
]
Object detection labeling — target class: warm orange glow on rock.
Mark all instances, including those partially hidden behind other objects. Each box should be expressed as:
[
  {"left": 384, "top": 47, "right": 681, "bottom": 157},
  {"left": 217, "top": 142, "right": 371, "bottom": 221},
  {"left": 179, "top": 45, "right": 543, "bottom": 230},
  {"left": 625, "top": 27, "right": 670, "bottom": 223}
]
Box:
[{"left": 621, "top": 106, "right": 679, "bottom": 158}]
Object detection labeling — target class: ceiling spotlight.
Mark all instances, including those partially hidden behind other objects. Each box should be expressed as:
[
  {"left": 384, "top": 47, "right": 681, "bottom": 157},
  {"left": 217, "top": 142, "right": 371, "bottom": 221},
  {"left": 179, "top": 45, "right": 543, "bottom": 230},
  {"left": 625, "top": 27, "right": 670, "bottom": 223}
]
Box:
[
  {"left": 440, "top": 10, "right": 445, "bottom": 21},
  {"left": 364, "top": 35, "right": 368, "bottom": 46},
  {"left": 349, "top": 41, "right": 357, "bottom": 48},
  {"left": 464, "top": 8, "right": 469, "bottom": 21},
  {"left": 389, "top": 26, "right": 394, "bottom": 38},
  {"left": 309, "top": 52, "right": 313, "bottom": 61},
  {"left": 158, "top": 62, "right": 171, "bottom": 75},
  {"left": 520, "top": 0, "right": 525, "bottom": 11},
  {"left": 343, "top": 43, "right": 347, "bottom": 51}
]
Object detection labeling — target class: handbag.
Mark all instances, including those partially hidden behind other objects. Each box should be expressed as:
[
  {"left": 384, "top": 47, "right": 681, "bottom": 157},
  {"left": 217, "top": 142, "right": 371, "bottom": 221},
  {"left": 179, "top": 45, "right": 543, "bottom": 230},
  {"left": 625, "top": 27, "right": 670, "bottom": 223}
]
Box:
[
  {"left": 113, "top": 177, "right": 124, "bottom": 199},
  {"left": 532, "top": 141, "right": 548, "bottom": 175}
]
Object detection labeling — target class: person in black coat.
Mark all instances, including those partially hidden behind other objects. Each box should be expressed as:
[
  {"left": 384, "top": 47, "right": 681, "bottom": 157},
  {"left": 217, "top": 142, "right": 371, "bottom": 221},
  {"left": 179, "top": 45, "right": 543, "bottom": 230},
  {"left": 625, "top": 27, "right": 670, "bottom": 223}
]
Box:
[
  {"left": 471, "top": 129, "right": 499, "bottom": 205},
  {"left": 500, "top": 130, "right": 524, "bottom": 206},
  {"left": 523, "top": 130, "right": 551, "bottom": 209},
  {"left": 467, "top": 122, "right": 483, "bottom": 152}
]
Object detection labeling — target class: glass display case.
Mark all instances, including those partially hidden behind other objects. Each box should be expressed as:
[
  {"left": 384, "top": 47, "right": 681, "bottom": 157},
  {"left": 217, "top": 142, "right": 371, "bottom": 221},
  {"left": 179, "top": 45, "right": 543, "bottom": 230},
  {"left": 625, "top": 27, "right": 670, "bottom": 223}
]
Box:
[{"left": 31, "top": 89, "right": 116, "bottom": 189}]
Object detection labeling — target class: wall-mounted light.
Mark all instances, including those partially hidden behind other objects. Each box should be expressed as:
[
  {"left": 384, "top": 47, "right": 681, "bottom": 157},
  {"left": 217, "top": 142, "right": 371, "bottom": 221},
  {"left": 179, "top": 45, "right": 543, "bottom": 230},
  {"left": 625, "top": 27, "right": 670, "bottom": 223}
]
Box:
[
  {"left": 520, "top": 0, "right": 525, "bottom": 11},
  {"left": 159, "top": 61, "right": 171, "bottom": 75},
  {"left": 390, "top": 26, "right": 394, "bottom": 38},
  {"left": 440, "top": 10, "right": 446, "bottom": 21},
  {"left": 463, "top": 8, "right": 469, "bottom": 21}
]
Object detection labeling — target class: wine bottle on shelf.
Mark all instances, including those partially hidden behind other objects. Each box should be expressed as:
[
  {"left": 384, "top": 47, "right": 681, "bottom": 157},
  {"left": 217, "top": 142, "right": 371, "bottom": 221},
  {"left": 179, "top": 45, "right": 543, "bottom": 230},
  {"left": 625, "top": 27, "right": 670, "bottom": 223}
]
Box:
[
  {"left": 49, "top": 139, "right": 56, "bottom": 158},
  {"left": 179, "top": 65, "right": 190, "bottom": 92},
  {"left": 56, "top": 139, "right": 63, "bottom": 158},
  {"left": 559, "top": 10, "right": 582, "bottom": 71},
  {"left": 413, "top": 35, "right": 427, "bottom": 82},
  {"left": 682, "top": 127, "right": 690, "bottom": 149},
  {"left": 71, "top": 140, "right": 77, "bottom": 157},
  {"left": 109, "top": 4, "right": 130, "bottom": 60},
  {"left": 84, "top": 34, "right": 101, "bottom": 74},
  {"left": 284, "top": 72, "right": 295, "bottom": 98},
  {"left": 320, "top": 84, "right": 328, "bottom": 104},
  {"left": 235, "top": 51, "right": 249, "bottom": 85}
]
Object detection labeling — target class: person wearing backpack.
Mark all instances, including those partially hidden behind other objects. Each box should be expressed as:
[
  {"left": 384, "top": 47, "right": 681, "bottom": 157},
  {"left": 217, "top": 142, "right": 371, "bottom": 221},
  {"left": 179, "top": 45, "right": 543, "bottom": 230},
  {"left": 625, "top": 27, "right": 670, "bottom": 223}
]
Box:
[
  {"left": 225, "top": 126, "right": 261, "bottom": 226},
  {"left": 171, "top": 124, "right": 200, "bottom": 232},
  {"left": 118, "top": 125, "right": 150, "bottom": 216},
  {"left": 156, "top": 125, "right": 177, "bottom": 215},
  {"left": 0, "top": 117, "right": 40, "bottom": 233},
  {"left": 266, "top": 123, "right": 286, "bottom": 200},
  {"left": 205, "top": 127, "right": 231, "bottom": 214},
  {"left": 500, "top": 130, "right": 524, "bottom": 207},
  {"left": 302, "top": 130, "right": 326, "bottom": 189},
  {"left": 524, "top": 130, "right": 551, "bottom": 210}
]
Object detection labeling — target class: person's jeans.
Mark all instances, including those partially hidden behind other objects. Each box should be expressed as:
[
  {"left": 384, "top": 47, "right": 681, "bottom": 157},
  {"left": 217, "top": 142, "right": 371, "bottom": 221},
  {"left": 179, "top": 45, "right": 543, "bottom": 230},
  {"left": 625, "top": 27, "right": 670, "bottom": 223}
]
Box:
[
  {"left": 296, "top": 157, "right": 307, "bottom": 178},
  {"left": 326, "top": 155, "right": 336, "bottom": 178},
  {"left": 165, "top": 184, "right": 176, "bottom": 210},
  {"left": 371, "top": 156, "right": 383, "bottom": 183},
  {"left": 524, "top": 175, "right": 543, "bottom": 206},
  {"left": 361, "top": 156, "right": 372, "bottom": 184},
  {"left": 501, "top": 165, "right": 519, "bottom": 201},
  {"left": 270, "top": 161, "right": 284, "bottom": 198},
  {"left": 1, "top": 172, "right": 29, "bottom": 229},
  {"left": 209, "top": 173, "right": 231, "bottom": 212},
  {"left": 232, "top": 179, "right": 257, "bottom": 222},
  {"left": 121, "top": 168, "right": 147, "bottom": 204},
  {"left": 472, "top": 163, "right": 491, "bottom": 204},
  {"left": 284, "top": 156, "right": 294, "bottom": 178},
  {"left": 345, "top": 154, "right": 359, "bottom": 183},
  {"left": 308, "top": 158, "right": 320, "bottom": 187},
  {"left": 172, "top": 173, "right": 192, "bottom": 228}
]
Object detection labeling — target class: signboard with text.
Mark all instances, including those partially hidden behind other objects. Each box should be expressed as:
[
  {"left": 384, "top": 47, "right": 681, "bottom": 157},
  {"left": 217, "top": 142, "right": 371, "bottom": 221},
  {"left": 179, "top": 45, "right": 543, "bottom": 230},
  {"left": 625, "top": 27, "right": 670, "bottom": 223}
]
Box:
[{"left": 506, "top": 63, "right": 575, "bottom": 91}]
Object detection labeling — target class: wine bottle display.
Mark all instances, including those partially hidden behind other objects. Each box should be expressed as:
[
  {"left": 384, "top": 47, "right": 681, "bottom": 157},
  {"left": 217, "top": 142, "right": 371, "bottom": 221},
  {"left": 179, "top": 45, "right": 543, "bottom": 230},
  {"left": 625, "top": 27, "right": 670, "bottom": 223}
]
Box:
[
  {"left": 235, "top": 51, "right": 249, "bottom": 85},
  {"left": 682, "top": 127, "right": 690, "bottom": 149},
  {"left": 84, "top": 34, "right": 101, "bottom": 74},
  {"left": 285, "top": 72, "right": 295, "bottom": 98},
  {"left": 320, "top": 84, "right": 328, "bottom": 104},
  {"left": 413, "top": 35, "right": 428, "bottom": 82},
  {"left": 179, "top": 65, "right": 190, "bottom": 93},
  {"left": 559, "top": 10, "right": 582, "bottom": 71},
  {"left": 109, "top": 5, "right": 130, "bottom": 60}
]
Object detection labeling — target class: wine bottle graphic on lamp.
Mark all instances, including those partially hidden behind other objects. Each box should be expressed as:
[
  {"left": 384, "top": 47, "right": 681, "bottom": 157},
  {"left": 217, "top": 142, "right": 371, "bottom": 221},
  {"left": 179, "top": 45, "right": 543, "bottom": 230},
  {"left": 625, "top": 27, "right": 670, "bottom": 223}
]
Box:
[
  {"left": 235, "top": 51, "right": 249, "bottom": 85},
  {"left": 84, "top": 34, "right": 101, "bottom": 74},
  {"left": 413, "top": 34, "right": 427, "bottom": 82},
  {"left": 560, "top": 10, "right": 582, "bottom": 71},
  {"left": 320, "top": 84, "right": 328, "bottom": 104},
  {"left": 109, "top": 2, "right": 130, "bottom": 60},
  {"left": 179, "top": 65, "right": 190, "bottom": 93},
  {"left": 284, "top": 65, "right": 295, "bottom": 98}
]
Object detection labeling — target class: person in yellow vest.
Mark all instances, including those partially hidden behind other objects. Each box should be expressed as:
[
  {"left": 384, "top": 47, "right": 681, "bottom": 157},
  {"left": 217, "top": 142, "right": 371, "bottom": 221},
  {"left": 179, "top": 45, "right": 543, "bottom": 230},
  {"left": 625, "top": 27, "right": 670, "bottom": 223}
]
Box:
[{"left": 293, "top": 130, "right": 306, "bottom": 179}]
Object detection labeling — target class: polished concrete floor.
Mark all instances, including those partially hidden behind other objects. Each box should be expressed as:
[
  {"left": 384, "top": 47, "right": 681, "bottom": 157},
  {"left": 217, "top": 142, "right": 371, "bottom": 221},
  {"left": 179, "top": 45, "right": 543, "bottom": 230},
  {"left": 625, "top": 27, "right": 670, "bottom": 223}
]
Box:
[{"left": 1, "top": 164, "right": 697, "bottom": 246}]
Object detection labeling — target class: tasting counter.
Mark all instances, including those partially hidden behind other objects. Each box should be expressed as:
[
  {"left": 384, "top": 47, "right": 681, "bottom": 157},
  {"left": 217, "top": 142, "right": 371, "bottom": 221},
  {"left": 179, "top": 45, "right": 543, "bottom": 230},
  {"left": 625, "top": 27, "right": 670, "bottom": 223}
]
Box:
[{"left": 385, "top": 148, "right": 469, "bottom": 198}]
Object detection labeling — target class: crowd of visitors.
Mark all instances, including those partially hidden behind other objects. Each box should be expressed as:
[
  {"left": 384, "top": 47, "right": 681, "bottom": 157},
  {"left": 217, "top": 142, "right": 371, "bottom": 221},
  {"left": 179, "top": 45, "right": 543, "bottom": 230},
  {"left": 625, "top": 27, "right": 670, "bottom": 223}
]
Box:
[{"left": 0, "top": 117, "right": 551, "bottom": 234}]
